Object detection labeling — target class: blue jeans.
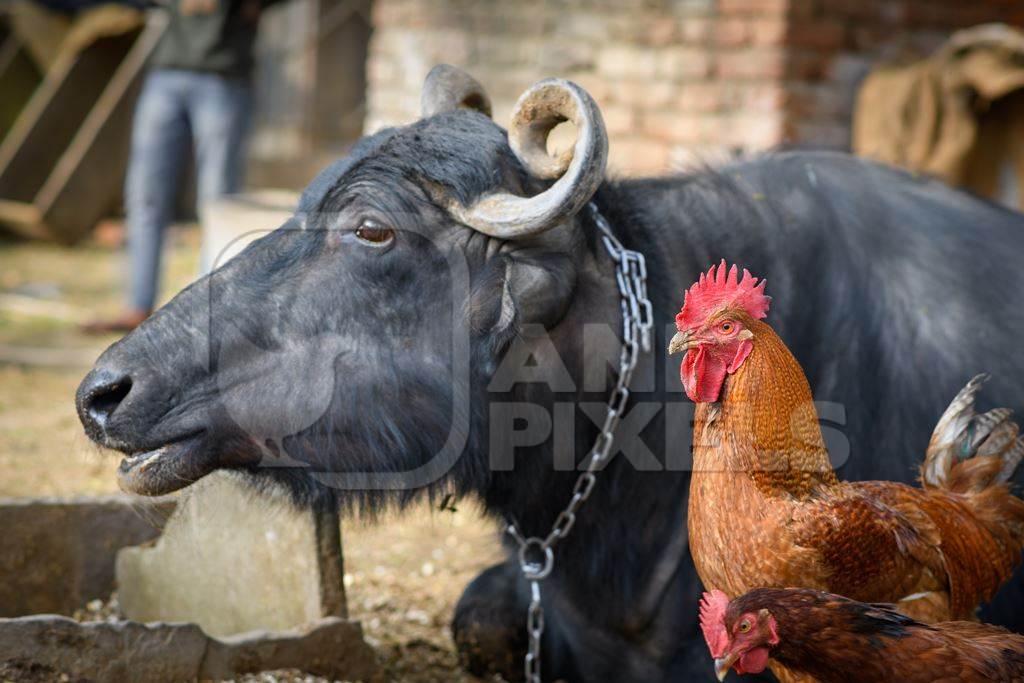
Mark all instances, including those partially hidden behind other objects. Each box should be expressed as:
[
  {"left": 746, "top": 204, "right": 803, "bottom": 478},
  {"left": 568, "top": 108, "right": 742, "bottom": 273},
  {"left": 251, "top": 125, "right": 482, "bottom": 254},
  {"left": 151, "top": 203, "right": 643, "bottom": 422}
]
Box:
[{"left": 125, "top": 69, "right": 252, "bottom": 312}]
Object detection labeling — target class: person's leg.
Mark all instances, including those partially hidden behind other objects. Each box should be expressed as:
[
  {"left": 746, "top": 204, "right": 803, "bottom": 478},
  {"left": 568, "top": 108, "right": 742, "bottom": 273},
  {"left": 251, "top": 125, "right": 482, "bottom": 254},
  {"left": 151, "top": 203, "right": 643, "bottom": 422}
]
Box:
[
  {"left": 127, "top": 71, "right": 191, "bottom": 312},
  {"left": 187, "top": 73, "right": 253, "bottom": 273},
  {"left": 85, "top": 70, "right": 191, "bottom": 333}
]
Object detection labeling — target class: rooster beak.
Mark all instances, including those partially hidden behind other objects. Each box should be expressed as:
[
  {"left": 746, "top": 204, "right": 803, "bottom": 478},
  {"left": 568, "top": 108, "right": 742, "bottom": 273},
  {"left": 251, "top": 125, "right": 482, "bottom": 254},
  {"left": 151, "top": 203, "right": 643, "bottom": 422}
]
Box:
[
  {"left": 667, "top": 330, "right": 697, "bottom": 356},
  {"left": 714, "top": 652, "right": 739, "bottom": 681}
]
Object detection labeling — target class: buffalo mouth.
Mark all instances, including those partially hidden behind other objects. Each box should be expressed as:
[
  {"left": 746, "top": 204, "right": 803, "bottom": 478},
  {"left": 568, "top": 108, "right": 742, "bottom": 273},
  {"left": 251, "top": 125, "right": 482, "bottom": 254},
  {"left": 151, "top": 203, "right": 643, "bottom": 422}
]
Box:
[{"left": 116, "top": 431, "right": 216, "bottom": 496}]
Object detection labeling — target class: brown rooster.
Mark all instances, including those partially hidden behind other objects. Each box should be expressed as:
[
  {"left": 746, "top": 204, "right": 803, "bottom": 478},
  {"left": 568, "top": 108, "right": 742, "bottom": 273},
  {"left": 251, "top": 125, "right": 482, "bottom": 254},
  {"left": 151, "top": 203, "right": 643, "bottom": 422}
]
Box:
[
  {"left": 699, "top": 587, "right": 1024, "bottom": 682},
  {"left": 669, "top": 262, "right": 1024, "bottom": 678}
]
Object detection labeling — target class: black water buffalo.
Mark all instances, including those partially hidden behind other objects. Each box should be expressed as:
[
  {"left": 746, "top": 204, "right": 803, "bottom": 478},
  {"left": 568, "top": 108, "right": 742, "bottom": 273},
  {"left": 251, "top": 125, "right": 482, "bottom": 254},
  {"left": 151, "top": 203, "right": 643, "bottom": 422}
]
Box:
[{"left": 77, "top": 66, "right": 1024, "bottom": 681}]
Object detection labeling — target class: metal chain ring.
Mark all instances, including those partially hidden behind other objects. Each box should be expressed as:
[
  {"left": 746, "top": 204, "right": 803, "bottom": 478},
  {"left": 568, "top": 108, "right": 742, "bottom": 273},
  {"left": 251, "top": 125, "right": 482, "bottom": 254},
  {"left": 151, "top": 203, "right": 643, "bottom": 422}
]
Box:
[{"left": 505, "top": 201, "right": 653, "bottom": 683}]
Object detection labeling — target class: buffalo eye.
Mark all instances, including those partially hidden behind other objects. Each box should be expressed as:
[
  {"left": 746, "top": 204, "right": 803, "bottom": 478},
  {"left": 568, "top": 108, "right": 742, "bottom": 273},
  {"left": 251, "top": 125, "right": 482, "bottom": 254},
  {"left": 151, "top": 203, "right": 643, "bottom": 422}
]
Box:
[{"left": 355, "top": 219, "right": 395, "bottom": 247}]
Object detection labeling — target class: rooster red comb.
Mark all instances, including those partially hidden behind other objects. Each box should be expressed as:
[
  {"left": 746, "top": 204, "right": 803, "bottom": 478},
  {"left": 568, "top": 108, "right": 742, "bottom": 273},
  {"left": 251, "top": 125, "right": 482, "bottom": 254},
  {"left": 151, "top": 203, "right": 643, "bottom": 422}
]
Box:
[
  {"left": 676, "top": 260, "right": 770, "bottom": 331},
  {"left": 699, "top": 589, "right": 731, "bottom": 658}
]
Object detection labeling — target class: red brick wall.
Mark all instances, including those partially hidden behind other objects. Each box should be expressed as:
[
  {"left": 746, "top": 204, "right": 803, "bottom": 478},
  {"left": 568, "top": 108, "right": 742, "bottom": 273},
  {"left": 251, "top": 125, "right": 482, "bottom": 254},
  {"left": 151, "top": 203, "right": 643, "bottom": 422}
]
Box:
[
  {"left": 365, "top": 0, "right": 1024, "bottom": 175},
  {"left": 779, "top": 0, "right": 1024, "bottom": 148}
]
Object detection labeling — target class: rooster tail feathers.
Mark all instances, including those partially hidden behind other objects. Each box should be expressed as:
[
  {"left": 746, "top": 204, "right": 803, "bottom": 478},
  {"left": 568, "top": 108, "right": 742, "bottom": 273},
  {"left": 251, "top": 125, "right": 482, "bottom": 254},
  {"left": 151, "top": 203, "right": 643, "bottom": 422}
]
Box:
[
  {"left": 998, "top": 437, "right": 1024, "bottom": 485},
  {"left": 922, "top": 374, "right": 987, "bottom": 488},
  {"left": 918, "top": 376, "right": 1024, "bottom": 618},
  {"left": 921, "top": 375, "right": 1024, "bottom": 492}
]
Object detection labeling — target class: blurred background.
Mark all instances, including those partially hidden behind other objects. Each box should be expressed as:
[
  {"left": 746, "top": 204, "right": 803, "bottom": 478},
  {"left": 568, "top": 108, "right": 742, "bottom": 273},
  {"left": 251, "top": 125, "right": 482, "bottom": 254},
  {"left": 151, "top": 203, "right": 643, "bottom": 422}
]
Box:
[{"left": 0, "top": 1, "right": 1022, "bottom": 679}]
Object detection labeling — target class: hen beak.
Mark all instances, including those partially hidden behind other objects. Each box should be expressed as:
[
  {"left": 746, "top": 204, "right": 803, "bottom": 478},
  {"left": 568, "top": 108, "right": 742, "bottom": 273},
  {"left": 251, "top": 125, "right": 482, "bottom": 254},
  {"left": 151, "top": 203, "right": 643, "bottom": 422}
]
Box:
[
  {"left": 667, "top": 330, "right": 697, "bottom": 356},
  {"left": 714, "top": 652, "right": 739, "bottom": 681}
]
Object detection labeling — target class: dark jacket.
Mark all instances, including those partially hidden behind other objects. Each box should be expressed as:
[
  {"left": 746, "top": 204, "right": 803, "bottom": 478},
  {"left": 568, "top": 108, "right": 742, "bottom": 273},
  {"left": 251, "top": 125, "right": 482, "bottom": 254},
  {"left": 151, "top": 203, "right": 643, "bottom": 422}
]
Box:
[{"left": 151, "top": 0, "right": 283, "bottom": 78}]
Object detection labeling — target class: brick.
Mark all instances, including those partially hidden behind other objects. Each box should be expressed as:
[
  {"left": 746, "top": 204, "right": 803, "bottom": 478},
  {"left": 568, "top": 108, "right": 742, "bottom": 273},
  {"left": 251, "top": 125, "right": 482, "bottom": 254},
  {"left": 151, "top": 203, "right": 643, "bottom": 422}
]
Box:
[
  {"left": 596, "top": 46, "right": 659, "bottom": 80},
  {"left": 680, "top": 17, "right": 712, "bottom": 43},
  {"left": 612, "top": 79, "right": 679, "bottom": 108},
  {"left": 739, "top": 84, "right": 788, "bottom": 112},
  {"left": 726, "top": 113, "right": 786, "bottom": 151},
  {"left": 786, "top": 22, "right": 847, "bottom": 50},
  {"left": 716, "top": 49, "right": 787, "bottom": 80},
  {"left": 539, "top": 41, "right": 596, "bottom": 73},
  {"left": 751, "top": 18, "right": 788, "bottom": 46},
  {"left": 601, "top": 104, "right": 638, "bottom": 135},
  {"left": 642, "top": 111, "right": 722, "bottom": 146},
  {"left": 468, "top": 6, "right": 550, "bottom": 36},
  {"left": 604, "top": 13, "right": 653, "bottom": 43},
  {"left": 560, "top": 12, "right": 613, "bottom": 43},
  {"left": 673, "top": 0, "right": 716, "bottom": 13},
  {"left": 647, "top": 16, "right": 679, "bottom": 46},
  {"left": 714, "top": 18, "right": 751, "bottom": 47},
  {"left": 479, "top": 39, "right": 528, "bottom": 67},
  {"left": 719, "top": 0, "right": 790, "bottom": 16},
  {"left": 657, "top": 47, "right": 713, "bottom": 80},
  {"left": 569, "top": 75, "right": 617, "bottom": 105},
  {"left": 676, "top": 82, "right": 723, "bottom": 112},
  {"left": 609, "top": 136, "right": 671, "bottom": 175},
  {"left": 668, "top": 143, "right": 738, "bottom": 171}
]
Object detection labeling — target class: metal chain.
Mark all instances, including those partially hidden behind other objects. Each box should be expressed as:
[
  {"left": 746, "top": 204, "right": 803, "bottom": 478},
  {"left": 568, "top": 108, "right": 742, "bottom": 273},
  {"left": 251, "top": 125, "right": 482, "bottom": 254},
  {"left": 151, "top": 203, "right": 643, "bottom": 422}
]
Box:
[{"left": 505, "top": 201, "right": 653, "bottom": 683}]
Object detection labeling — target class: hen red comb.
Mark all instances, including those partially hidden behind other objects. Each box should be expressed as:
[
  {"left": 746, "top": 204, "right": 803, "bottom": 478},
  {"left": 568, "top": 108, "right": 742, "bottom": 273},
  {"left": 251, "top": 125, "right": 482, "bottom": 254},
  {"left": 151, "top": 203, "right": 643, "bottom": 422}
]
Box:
[
  {"left": 676, "top": 260, "right": 770, "bottom": 331},
  {"left": 699, "top": 589, "right": 731, "bottom": 658}
]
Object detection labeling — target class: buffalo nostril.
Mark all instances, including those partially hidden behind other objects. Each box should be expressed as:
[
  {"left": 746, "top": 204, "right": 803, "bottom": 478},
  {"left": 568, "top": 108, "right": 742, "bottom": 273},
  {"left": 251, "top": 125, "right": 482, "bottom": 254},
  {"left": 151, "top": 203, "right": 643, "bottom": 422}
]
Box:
[{"left": 85, "top": 377, "right": 132, "bottom": 429}]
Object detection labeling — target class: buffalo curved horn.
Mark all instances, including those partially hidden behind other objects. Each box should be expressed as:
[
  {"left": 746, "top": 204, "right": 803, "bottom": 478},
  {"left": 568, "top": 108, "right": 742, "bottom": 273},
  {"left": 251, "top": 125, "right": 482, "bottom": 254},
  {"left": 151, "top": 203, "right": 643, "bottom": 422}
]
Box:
[
  {"left": 447, "top": 78, "right": 608, "bottom": 239},
  {"left": 421, "top": 64, "right": 493, "bottom": 118}
]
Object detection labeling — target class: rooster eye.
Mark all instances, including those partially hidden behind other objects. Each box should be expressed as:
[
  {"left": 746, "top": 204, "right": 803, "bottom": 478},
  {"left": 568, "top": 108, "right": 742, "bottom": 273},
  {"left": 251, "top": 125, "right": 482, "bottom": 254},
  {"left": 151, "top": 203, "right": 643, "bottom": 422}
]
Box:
[
  {"left": 355, "top": 219, "right": 395, "bottom": 246},
  {"left": 738, "top": 620, "right": 751, "bottom": 633},
  {"left": 720, "top": 321, "right": 735, "bottom": 334}
]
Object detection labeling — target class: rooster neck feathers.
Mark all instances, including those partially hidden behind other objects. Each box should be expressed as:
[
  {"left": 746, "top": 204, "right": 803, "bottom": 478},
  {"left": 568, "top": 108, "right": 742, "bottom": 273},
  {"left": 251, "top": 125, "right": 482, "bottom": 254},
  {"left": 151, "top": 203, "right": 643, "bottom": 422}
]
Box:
[
  {"left": 681, "top": 262, "right": 838, "bottom": 498},
  {"left": 707, "top": 322, "right": 840, "bottom": 497}
]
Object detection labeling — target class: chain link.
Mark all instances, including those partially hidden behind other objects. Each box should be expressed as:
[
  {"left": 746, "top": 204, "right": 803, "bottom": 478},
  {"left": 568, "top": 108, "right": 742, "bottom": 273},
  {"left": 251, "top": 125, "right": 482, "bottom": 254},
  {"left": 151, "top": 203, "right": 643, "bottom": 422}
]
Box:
[{"left": 505, "top": 201, "right": 652, "bottom": 683}]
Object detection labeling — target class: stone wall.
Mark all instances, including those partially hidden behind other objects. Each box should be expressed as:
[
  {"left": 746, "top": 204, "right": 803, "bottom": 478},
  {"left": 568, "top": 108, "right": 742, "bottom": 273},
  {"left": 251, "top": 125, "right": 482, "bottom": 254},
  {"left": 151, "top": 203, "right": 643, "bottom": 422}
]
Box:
[{"left": 364, "top": 0, "right": 1024, "bottom": 175}]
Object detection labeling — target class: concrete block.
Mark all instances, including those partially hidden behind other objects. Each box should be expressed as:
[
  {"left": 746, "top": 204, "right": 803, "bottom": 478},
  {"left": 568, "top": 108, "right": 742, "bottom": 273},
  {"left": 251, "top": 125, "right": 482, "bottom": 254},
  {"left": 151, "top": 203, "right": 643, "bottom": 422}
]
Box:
[
  {"left": 117, "top": 473, "right": 347, "bottom": 638},
  {"left": 0, "top": 496, "right": 174, "bottom": 617},
  {"left": 0, "top": 614, "right": 377, "bottom": 682}
]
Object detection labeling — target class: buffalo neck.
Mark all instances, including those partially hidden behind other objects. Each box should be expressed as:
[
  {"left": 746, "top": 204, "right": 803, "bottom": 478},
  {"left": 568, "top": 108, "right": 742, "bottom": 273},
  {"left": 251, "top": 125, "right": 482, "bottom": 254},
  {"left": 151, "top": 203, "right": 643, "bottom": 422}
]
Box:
[{"left": 479, "top": 210, "right": 696, "bottom": 630}]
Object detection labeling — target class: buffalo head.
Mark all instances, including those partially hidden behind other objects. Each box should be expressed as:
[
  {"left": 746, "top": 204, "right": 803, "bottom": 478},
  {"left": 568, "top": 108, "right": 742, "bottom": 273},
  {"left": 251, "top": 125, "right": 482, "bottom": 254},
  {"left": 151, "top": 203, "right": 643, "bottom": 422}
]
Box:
[{"left": 75, "top": 66, "right": 612, "bottom": 505}]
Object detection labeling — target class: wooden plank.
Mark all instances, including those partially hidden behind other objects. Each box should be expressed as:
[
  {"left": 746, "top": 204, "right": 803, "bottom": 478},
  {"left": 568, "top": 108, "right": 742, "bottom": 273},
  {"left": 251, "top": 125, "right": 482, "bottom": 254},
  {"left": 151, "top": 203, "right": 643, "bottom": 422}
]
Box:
[
  {"left": 0, "top": 29, "right": 136, "bottom": 204},
  {"left": 36, "top": 14, "right": 167, "bottom": 244},
  {"left": 0, "top": 36, "right": 42, "bottom": 143},
  {"left": 0, "top": 198, "right": 42, "bottom": 236},
  {"left": 3, "top": 1, "right": 70, "bottom": 73}
]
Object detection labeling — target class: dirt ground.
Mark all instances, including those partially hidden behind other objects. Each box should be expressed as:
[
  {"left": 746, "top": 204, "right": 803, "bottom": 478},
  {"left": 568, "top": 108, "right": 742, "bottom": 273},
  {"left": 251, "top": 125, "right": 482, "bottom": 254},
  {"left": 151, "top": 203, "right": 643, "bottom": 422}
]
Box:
[{"left": 0, "top": 226, "right": 505, "bottom": 682}]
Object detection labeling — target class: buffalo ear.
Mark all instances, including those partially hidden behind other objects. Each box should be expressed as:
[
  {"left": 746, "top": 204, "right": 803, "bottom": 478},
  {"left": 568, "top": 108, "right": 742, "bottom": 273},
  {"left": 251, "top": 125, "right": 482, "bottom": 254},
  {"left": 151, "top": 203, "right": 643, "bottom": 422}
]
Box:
[
  {"left": 421, "top": 64, "right": 492, "bottom": 118},
  {"left": 469, "top": 254, "right": 576, "bottom": 345}
]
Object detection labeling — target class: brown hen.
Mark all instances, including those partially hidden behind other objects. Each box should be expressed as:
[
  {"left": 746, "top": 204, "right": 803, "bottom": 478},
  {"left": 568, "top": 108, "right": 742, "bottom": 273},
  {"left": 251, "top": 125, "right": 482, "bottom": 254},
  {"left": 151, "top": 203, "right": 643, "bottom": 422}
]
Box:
[
  {"left": 669, "top": 262, "right": 1024, "bottom": 680},
  {"left": 699, "top": 587, "right": 1024, "bottom": 683}
]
